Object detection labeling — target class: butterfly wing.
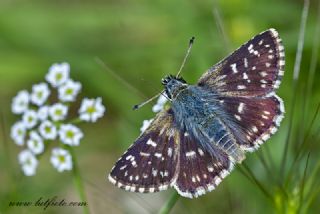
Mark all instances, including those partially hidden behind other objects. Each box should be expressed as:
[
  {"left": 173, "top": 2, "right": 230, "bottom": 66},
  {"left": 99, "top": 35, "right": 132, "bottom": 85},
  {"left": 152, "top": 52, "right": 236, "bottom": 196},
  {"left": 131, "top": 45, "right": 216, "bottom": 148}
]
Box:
[
  {"left": 172, "top": 130, "right": 233, "bottom": 198},
  {"left": 198, "top": 28, "right": 285, "bottom": 97},
  {"left": 108, "top": 109, "right": 180, "bottom": 193},
  {"left": 217, "top": 94, "right": 284, "bottom": 151},
  {"left": 198, "top": 28, "right": 285, "bottom": 151}
]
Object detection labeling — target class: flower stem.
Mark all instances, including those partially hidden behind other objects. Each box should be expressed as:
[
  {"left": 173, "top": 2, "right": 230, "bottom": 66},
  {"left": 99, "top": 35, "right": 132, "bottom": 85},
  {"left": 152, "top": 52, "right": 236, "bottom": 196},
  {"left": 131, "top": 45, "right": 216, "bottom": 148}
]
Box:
[
  {"left": 70, "top": 148, "right": 90, "bottom": 214},
  {"left": 158, "top": 191, "right": 180, "bottom": 214},
  {"left": 69, "top": 117, "right": 82, "bottom": 124}
]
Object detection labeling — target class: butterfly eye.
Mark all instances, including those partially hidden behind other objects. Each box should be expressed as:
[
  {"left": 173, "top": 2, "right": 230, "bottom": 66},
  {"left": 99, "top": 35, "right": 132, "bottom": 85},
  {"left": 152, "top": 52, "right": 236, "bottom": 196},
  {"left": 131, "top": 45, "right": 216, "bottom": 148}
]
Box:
[{"left": 165, "top": 89, "right": 172, "bottom": 99}]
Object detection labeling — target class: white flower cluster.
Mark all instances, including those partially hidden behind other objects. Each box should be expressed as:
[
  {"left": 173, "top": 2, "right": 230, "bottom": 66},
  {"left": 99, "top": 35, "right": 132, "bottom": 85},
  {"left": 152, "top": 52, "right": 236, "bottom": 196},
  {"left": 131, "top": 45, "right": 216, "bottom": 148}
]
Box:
[
  {"left": 11, "top": 62, "right": 106, "bottom": 176},
  {"left": 140, "top": 94, "right": 168, "bottom": 133}
]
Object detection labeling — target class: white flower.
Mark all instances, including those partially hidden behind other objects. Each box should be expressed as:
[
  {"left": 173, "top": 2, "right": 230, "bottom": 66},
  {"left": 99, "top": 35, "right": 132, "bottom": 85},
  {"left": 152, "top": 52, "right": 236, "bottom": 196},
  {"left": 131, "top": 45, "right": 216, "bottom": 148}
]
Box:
[
  {"left": 50, "top": 148, "right": 72, "bottom": 172},
  {"left": 27, "top": 131, "right": 44, "bottom": 155},
  {"left": 78, "top": 97, "right": 105, "bottom": 122},
  {"left": 37, "top": 105, "right": 49, "bottom": 121},
  {"left": 49, "top": 103, "right": 68, "bottom": 121},
  {"left": 140, "top": 119, "right": 153, "bottom": 133},
  {"left": 39, "top": 120, "right": 57, "bottom": 140},
  {"left": 59, "top": 124, "right": 83, "bottom": 146},
  {"left": 152, "top": 94, "right": 167, "bottom": 113},
  {"left": 46, "top": 62, "right": 70, "bottom": 87},
  {"left": 58, "top": 79, "right": 81, "bottom": 102},
  {"left": 18, "top": 150, "right": 38, "bottom": 176},
  {"left": 30, "top": 83, "right": 50, "bottom": 106},
  {"left": 10, "top": 121, "right": 26, "bottom": 146},
  {"left": 22, "top": 110, "right": 38, "bottom": 129},
  {"left": 11, "top": 90, "right": 29, "bottom": 114}
]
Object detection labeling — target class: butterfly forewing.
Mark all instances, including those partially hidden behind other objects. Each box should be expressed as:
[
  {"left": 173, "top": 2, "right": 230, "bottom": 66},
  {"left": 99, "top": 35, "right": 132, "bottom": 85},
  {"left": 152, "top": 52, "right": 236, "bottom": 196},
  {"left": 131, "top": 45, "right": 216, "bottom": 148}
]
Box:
[
  {"left": 198, "top": 29, "right": 285, "bottom": 97},
  {"left": 109, "top": 109, "right": 179, "bottom": 193},
  {"left": 198, "top": 28, "right": 285, "bottom": 151}
]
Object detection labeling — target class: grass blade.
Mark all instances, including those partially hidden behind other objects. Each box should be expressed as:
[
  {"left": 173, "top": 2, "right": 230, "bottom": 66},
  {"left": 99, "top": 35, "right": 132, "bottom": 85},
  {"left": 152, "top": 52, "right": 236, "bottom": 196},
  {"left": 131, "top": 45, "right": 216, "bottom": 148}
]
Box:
[
  {"left": 297, "top": 152, "right": 311, "bottom": 213},
  {"left": 280, "top": 0, "right": 310, "bottom": 180},
  {"left": 158, "top": 191, "right": 180, "bottom": 214},
  {"left": 212, "top": 0, "right": 232, "bottom": 53},
  {"left": 95, "top": 57, "right": 146, "bottom": 99}
]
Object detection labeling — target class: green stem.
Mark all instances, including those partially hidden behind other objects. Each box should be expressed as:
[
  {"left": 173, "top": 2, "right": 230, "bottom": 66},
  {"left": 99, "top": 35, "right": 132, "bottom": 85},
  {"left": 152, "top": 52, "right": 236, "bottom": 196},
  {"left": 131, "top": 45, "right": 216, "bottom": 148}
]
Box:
[
  {"left": 69, "top": 117, "right": 82, "bottom": 124},
  {"left": 70, "top": 148, "right": 89, "bottom": 214},
  {"left": 158, "top": 191, "right": 180, "bottom": 214}
]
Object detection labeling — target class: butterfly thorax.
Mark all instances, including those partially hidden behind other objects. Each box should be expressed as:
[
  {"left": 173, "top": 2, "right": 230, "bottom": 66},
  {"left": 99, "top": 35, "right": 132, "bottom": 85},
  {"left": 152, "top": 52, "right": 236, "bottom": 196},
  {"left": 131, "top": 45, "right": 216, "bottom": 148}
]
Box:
[
  {"left": 162, "top": 75, "right": 188, "bottom": 99},
  {"left": 171, "top": 85, "right": 246, "bottom": 163}
]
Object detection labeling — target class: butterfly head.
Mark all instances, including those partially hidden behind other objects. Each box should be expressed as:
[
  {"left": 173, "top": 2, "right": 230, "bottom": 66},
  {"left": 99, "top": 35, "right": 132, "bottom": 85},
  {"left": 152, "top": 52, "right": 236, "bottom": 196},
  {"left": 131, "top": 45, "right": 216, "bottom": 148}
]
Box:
[{"left": 162, "top": 75, "right": 188, "bottom": 99}]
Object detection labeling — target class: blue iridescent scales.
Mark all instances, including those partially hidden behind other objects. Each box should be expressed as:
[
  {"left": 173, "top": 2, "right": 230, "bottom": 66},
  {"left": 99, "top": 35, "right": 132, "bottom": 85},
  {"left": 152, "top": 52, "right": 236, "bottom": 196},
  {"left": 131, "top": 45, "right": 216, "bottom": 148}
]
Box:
[{"left": 109, "top": 29, "right": 285, "bottom": 198}]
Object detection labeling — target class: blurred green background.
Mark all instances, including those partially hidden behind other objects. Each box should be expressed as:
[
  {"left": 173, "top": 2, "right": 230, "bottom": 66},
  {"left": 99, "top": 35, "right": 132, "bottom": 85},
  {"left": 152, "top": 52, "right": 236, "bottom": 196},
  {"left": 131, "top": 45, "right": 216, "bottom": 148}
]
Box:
[{"left": 0, "top": 0, "right": 320, "bottom": 213}]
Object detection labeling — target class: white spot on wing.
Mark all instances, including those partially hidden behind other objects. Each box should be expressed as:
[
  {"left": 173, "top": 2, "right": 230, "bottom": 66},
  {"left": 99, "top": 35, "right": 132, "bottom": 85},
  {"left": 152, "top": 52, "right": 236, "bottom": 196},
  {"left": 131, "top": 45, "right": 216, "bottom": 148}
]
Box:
[
  {"left": 120, "top": 165, "right": 127, "bottom": 170},
  {"left": 238, "top": 103, "right": 245, "bottom": 113},
  {"left": 259, "top": 39, "right": 264, "bottom": 45},
  {"left": 131, "top": 161, "right": 137, "bottom": 167},
  {"left": 260, "top": 71, "right": 268, "bottom": 77},
  {"left": 234, "top": 114, "right": 241, "bottom": 121},
  {"left": 167, "top": 148, "right": 173, "bottom": 157},
  {"left": 198, "top": 148, "right": 204, "bottom": 156},
  {"left": 152, "top": 168, "right": 158, "bottom": 176},
  {"left": 138, "top": 187, "right": 145, "bottom": 193},
  {"left": 244, "top": 58, "right": 248, "bottom": 67},
  {"left": 146, "top": 139, "right": 157, "bottom": 147},
  {"left": 207, "top": 166, "right": 214, "bottom": 172},
  {"left": 154, "top": 153, "right": 162, "bottom": 158},
  {"left": 252, "top": 126, "right": 258, "bottom": 133},
  {"left": 108, "top": 175, "right": 116, "bottom": 184},
  {"left": 264, "top": 111, "right": 271, "bottom": 115},
  {"left": 186, "top": 151, "right": 196, "bottom": 158},
  {"left": 140, "top": 152, "right": 150, "bottom": 157},
  {"left": 230, "top": 63, "right": 238, "bottom": 73},
  {"left": 192, "top": 176, "right": 196, "bottom": 183},
  {"left": 237, "top": 85, "right": 246, "bottom": 90}
]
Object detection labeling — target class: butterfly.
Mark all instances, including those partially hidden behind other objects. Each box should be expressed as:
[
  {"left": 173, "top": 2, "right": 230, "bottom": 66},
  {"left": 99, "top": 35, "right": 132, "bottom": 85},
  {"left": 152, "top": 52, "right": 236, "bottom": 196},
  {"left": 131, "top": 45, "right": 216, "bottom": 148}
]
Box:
[{"left": 108, "top": 28, "right": 285, "bottom": 198}]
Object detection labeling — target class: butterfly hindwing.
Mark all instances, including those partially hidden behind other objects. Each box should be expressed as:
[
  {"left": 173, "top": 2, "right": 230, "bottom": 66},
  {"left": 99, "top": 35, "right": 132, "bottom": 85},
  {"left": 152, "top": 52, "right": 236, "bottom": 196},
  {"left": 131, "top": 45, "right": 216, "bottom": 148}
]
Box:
[
  {"left": 217, "top": 93, "right": 284, "bottom": 151},
  {"left": 198, "top": 28, "right": 285, "bottom": 97},
  {"left": 173, "top": 131, "right": 233, "bottom": 198},
  {"left": 108, "top": 109, "right": 179, "bottom": 193}
]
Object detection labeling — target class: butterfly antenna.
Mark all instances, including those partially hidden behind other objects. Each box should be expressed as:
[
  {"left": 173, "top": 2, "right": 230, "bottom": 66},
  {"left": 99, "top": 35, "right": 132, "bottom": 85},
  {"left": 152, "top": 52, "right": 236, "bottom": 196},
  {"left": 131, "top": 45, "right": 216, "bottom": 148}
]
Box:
[
  {"left": 133, "top": 90, "right": 165, "bottom": 110},
  {"left": 176, "top": 36, "right": 195, "bottom": 78}
]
